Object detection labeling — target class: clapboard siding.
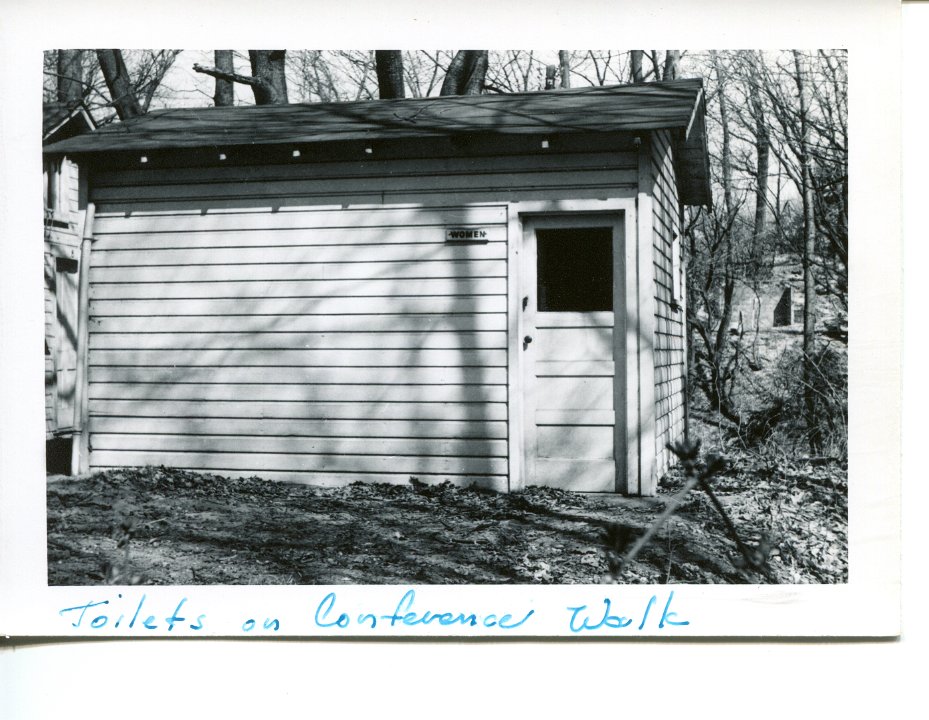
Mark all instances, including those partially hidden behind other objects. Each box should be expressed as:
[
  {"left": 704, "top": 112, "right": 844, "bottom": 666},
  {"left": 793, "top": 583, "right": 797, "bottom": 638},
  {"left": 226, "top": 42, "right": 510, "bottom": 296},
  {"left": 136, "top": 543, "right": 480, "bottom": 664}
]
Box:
[
  {"left": 89, "top": 259, "right": 507, "bottom": 284},
  {"left": 89, "top": 348, "right": 507, "bottom": 367},
  {"left": 89, "top": 366, "right": 507, "bottom": 385},
  {"left": 91, "top": 417, "right": 508, "bottom": 439},
  {"left": 93, "top": 434, "right": 507, "bottom": 458},
  {"left": 90, "top": 168, "right": 637, "bottom": 203},
  {"left": 90, "top": 241, "right": 507, "bottom": 267},
  {"left": 88, "top": 330, "right": 507, "bottom": 350},
  {"left": 90, "top": 295, "right": 507, "bottom": 317},
  {"left": 85, "top": 148, "right": 548, "bottom": 485},
  {"left": 90, "top": 313, "right": 507, "bottom": 333},
  {"left": 89, "top": 150, "right": 638, "bottom": 213},
  {"left": 91, "top": 450, "right": 506, "bottom": 476},
  {"left": 90, "top": 153, "right": 636, "bottom": 203},
  {"left": 89, "top": 382, "right": 507, "bottom": 403},
  {"left": 92, "top": 152, "right": 636, "bottom": 187},
  {"left": 650, "top": 130, "right": 686, "bottom": 479},
  {"left": 92, "top": 204, "right": 508, "bottom": 234},
  {"left": 90, "top": 277, "right": 507, "bottom": 300},
  {"left": 92, "top": 225, "right": 508, "bottom": 250}
]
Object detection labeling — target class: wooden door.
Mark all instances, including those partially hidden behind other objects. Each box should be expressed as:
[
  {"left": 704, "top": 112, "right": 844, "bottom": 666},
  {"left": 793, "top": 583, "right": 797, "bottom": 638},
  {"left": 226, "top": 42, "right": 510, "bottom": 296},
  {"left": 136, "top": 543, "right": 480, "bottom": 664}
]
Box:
[{"left": 521, "top": 215, "right": 624, "bottom": 492}]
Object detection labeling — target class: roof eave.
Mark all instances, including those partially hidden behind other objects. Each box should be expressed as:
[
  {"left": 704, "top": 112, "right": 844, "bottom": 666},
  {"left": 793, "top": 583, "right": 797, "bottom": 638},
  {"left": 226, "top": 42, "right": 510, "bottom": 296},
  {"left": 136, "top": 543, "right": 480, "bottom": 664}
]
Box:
[{"left": 677, "top": 87, "right": 713, "bottom": 207}]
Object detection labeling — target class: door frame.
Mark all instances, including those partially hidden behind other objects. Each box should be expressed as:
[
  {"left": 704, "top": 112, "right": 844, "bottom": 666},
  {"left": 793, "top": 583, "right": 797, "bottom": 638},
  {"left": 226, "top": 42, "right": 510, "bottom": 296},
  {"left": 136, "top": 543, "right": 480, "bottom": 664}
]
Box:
[{"left": 507, "top": 198, "right": 643, "bottom": 494}]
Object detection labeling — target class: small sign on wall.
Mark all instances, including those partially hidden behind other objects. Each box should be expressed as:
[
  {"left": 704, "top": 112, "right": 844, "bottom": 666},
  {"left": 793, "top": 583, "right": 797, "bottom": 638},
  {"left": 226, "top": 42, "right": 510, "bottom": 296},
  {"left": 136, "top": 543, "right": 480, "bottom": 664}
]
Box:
[{"left": 445, "top": 228, "right": 490, "bottom": 243}]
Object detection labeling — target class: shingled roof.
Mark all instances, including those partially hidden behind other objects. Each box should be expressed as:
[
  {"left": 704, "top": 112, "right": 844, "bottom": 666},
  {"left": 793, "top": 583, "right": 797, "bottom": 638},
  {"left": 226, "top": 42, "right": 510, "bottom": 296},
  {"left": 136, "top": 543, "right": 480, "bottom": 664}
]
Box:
[{"left": 45, "top": 78, "right": 711, "bottom": 205}]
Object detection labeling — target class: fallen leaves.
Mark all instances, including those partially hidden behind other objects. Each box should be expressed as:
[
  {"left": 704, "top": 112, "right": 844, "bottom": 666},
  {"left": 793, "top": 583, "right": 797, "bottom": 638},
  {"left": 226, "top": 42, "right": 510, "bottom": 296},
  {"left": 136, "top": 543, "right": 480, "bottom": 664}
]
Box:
[{"left": 45, "top": 454, "right": 847, "bottom": 585}]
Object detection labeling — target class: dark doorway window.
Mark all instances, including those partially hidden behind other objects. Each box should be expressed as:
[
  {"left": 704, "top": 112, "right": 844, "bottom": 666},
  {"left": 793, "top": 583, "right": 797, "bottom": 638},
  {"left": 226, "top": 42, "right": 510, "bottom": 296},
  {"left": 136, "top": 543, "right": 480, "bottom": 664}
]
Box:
[
  {"left": 536, "top": 227, "right": 613, "bottom": 312},
  {"left": 56, "top": 256, "right": 78, "bottom": 274}
]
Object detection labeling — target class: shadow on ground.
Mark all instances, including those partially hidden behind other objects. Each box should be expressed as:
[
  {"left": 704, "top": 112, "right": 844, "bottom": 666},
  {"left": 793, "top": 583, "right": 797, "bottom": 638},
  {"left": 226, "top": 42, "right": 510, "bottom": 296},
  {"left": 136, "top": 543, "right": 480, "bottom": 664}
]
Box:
[{"left": 46, "top": 462, "right": 847, "bottom": 586}]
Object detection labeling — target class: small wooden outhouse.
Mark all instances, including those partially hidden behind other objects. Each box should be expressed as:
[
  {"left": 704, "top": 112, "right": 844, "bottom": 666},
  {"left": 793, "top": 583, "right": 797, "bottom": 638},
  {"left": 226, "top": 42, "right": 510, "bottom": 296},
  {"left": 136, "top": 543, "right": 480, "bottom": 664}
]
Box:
[{"left": 44, "top": 78, "right": 710, "bottom": 495}]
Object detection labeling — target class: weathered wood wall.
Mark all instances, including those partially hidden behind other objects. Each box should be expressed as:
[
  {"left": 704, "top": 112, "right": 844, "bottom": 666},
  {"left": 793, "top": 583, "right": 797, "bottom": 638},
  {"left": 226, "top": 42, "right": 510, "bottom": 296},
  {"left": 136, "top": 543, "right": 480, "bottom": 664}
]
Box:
[
  {"left": 44, "top": 157, "right": 82, "bottom": 437},
  {"left": 650, "top": 130, "right": 687, "bottom": 478},
  {"left": 85, "top": 148, "right": 638, "bottom": 489}
]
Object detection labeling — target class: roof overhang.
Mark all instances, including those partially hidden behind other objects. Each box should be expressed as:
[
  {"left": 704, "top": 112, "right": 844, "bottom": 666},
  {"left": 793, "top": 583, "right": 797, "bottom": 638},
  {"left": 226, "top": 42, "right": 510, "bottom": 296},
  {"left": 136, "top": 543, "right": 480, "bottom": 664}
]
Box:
[
  {"left": 675, "top": 85, "right": 712, "bottom": 206},
  {"left": 44, "top": 78, "right": 712, "bottom": 207}
]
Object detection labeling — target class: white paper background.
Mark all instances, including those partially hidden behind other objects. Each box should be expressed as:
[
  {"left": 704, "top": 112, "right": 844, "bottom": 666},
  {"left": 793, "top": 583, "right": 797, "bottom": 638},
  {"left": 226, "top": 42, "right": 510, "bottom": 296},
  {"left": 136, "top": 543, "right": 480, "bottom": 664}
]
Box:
[{"left": 1, "top": 0, "right": 920, "bottom": 712}]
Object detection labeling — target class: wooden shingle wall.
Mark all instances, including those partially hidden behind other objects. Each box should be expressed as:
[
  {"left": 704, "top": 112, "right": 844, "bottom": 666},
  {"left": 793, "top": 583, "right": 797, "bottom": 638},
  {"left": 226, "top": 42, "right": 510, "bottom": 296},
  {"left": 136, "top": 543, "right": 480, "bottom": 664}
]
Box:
[
  {"left": 85, "top": 148, "right": 638, "bottom": 489},
  {"left": 649, "top": 130, "right": 686, "bottom": 479}
]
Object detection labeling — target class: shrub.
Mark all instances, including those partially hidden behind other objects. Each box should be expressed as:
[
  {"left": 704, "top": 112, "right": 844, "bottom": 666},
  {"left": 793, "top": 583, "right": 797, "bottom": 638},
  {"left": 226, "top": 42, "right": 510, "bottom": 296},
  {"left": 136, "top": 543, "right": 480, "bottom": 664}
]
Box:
[{"left": 740, "top": 343, "right": 847, "bottom": 458}]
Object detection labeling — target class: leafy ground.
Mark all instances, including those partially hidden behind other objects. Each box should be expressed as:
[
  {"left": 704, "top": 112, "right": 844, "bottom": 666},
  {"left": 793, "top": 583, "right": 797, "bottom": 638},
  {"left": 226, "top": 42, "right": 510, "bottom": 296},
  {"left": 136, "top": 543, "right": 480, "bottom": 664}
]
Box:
[{"left": 47, "top": 448, "right": 847, "bottom": 586}]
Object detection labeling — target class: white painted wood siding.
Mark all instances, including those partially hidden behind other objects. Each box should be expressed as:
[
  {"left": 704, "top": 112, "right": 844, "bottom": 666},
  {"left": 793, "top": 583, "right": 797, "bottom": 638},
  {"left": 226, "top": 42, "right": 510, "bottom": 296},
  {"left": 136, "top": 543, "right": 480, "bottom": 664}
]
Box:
[
  {"left": 87, "top": 149, "right": 638, "bottom": 488},
  {"left": 650, "top": 130, "right": 686, "bottom": 478},
  {"left": 88, "top": 204, "right": 509, "bottom": 488}
]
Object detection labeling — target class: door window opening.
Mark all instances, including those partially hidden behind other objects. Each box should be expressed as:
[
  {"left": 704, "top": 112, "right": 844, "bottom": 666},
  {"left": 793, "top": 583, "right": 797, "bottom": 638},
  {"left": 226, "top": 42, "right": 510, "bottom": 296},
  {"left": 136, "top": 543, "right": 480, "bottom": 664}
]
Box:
[{"left": 536, "top": 227, "right": 613, "bottom": 312}]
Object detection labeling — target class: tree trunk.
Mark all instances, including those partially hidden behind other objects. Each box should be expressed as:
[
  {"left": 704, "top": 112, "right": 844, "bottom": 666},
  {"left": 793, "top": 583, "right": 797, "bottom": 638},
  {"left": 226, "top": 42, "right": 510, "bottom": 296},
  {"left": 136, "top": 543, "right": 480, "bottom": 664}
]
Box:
[
  {"left": 630, "top": 50, "right": 645, "bottom": 83},
  {"left": 57, "top": 50, "right": 84, "bottom": 103},
  {"left": 375, "top": 51, "right": 405, "bottom": 99},
  {"left": 440, "top": 51, "right": 487, "bottom": 95},
  {"left": 558, "top": 51, "right": 571, "bottom": 88},
  {"left": 462, "top": 51, "right": 488, "bottom": 95},
  {"left": 711, "top": 52, "right": 738, "bottom": 422},
  {"left": 545, "top": 65, "right": 557, "bottom": 89},
  {"left": 663, "top": 50, "right": 680, "bottom": 81},
  {"left": 248, "top": 50, "right": 288, "bottom": 104},
  {"left": 96, "top": 50, "right": 143, "bottom": 120},
  {"left": 793, "top": 50, "right": 820, "bottom": 454},
  {"left": 749, "top": 81, "right": 769, "bottom": 239},
  {"left": 213, "top": 50, "right": 235, "bottom": 106}
]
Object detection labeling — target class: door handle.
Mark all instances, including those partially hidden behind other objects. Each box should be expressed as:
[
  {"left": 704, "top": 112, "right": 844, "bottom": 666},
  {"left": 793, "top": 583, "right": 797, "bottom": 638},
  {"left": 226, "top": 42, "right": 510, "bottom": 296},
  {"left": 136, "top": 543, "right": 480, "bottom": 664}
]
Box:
[{"left": 523, "top": 335, "right": 533, "bottom": 350}]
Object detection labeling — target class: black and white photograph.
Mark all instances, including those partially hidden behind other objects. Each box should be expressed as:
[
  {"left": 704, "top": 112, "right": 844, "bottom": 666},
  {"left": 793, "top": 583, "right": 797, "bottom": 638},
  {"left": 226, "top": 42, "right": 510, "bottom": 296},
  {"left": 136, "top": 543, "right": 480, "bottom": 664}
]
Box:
[
  {"left": 0, "top": 0, "right": 904, "bottom": 650},
  {"left": 39, "top": 48, "right": 849, "bottom": 587},
  {"left": 3, "top": 0, "right": 922, "bottom": 716},
  {"left": 2, "top": 0, "right": 919, "bottom": 715}
]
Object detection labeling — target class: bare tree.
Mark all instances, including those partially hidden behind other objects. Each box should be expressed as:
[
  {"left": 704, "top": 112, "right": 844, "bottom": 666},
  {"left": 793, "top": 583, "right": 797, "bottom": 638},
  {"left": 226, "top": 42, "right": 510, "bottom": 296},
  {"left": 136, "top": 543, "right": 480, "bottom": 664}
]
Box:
[
  {"left": 194, "top": 50, "right": 289, "bottom": 105},
  {"left": 404, "top": 51, "right": 445, "bottom": 98},
  {"left": 684, "top": 51, "right": 747, "bottom": 424},
  {"left": 791, "top": 50, "right": 820, "bottom": 452},
  {"left": 742, "top": 52, "right": 771, "bottom": 241},
  {"left": 570, "top": 51, "right": 627, "bottom": 87}
]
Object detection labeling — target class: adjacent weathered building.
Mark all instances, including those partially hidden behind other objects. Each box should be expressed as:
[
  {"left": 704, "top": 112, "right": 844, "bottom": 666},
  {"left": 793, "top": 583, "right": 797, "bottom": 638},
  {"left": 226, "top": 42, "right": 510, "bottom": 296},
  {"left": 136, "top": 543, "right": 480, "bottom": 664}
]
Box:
[
  {"left": 44, "top": 102, "right": 96, "bottom": 444},
  {"left": 44, "top": 78, "right": 710, "bottom": 494}
]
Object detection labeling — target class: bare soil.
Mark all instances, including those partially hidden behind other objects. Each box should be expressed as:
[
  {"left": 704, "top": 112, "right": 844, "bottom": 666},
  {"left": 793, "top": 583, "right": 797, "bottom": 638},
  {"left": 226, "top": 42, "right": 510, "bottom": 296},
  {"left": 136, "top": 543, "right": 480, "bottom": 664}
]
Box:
[{"left": 46, "top": 451, "right": 847, "bottom": 585}]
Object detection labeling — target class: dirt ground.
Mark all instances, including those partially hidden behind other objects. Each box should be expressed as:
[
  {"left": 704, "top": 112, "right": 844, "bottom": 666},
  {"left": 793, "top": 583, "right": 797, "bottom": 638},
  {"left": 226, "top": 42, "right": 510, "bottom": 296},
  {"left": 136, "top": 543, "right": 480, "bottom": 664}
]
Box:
[{"left": 47, "top": 449, "right": 847, "bottom": 585}]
